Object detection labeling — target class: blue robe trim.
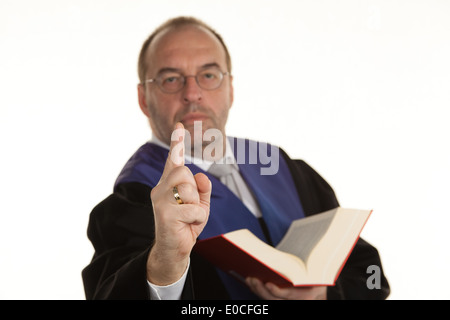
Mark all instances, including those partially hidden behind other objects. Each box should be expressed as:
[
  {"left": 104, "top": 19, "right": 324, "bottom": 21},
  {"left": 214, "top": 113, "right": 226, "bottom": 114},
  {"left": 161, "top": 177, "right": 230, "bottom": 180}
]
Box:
[{"left": 114, "top": 138, "right": 305, "bottom": 299}]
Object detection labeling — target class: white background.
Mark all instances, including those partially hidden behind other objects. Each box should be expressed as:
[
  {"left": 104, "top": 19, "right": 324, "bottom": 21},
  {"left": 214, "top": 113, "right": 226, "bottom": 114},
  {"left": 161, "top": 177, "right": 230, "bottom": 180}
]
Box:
[{"left": 1, "top": 0, "right": 449, "bottom": 300}]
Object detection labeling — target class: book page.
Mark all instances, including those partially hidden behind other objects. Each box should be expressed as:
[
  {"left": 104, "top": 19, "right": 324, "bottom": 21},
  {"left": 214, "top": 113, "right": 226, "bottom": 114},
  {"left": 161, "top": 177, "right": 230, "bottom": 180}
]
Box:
[
  {"left": 275, "top": 208, "right": 337, "bottom": 264},
  {"left": 307, "top": 208, "right": 371, "bottom": 283}
]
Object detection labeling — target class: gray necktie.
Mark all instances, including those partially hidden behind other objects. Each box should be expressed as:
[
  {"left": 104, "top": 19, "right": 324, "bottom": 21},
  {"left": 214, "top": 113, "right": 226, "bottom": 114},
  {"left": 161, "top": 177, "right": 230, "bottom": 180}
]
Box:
[{"left": 208, "top": 163, "right": 242, "bottom": 200}]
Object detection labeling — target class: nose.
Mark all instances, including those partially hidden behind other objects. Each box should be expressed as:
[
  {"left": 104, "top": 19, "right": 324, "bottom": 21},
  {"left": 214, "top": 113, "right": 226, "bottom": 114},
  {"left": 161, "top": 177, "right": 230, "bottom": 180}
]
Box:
[{"left": 182, "top": 76, "right": 202, "bottom": 103}]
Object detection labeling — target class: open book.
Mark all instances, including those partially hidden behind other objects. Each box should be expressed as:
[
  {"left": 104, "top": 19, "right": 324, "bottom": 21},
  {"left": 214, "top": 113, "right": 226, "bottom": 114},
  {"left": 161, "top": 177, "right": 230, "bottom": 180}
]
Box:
[{"left": 194, "top": 207, "right": 371, "bottom": 287}]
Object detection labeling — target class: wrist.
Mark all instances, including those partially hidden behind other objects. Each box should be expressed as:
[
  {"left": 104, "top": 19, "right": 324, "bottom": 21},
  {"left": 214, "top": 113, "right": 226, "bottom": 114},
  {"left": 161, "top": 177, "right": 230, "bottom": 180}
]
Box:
[{"left": 146, "top": 245, "right": 190, "bottom": 286}]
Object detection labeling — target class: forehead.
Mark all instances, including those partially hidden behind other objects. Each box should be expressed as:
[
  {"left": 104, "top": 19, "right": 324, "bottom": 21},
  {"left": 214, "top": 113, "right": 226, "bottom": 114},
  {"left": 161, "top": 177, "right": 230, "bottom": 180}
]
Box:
[{"left": 146, "top": 25, "right": 227, "bottom": 75}]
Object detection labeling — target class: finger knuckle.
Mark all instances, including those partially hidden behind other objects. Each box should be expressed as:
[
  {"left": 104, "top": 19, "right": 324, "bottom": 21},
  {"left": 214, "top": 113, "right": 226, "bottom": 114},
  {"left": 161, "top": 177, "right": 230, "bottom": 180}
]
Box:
[
  {"left": 178, "top": 165, "right": 193, "bottom": 177},
  {"left": 179, "top": 182, "right": 194, "bottom": 195}
]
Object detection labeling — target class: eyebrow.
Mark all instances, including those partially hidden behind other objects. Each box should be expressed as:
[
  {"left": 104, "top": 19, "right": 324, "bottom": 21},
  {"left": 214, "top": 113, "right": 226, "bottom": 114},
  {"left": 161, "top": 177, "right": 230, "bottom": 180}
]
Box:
[
  {"left": 156, "top": 63, "right": 222, "bottom": 75},
  {"left": 200, "top": 62, "right": 221, "bottom": 70}
]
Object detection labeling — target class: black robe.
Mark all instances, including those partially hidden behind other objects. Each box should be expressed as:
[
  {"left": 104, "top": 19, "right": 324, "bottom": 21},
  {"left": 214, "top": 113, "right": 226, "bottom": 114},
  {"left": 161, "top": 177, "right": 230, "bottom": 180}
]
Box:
[{"left": 82, "top": 148, "right": 390, "bottom": 300}]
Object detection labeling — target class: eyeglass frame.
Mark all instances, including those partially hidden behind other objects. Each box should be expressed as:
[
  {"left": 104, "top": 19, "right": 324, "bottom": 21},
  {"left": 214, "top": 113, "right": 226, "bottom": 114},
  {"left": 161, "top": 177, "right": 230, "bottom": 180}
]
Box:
[{"left": 143, "top": 67, "right": 231, "bottom": 94}]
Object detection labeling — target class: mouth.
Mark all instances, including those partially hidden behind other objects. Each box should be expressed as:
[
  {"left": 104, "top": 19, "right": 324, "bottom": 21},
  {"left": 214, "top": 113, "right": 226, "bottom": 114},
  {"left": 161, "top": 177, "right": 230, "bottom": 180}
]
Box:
[{"left": 180, "top": 113, "right": 209, "bottom": 125}]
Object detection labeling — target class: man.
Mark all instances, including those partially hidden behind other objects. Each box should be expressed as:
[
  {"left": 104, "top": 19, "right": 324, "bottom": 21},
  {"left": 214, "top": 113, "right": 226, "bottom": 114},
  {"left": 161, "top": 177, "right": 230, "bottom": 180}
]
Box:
[{"left": 82, "top": 16, "right": 390, "bottom": 300}]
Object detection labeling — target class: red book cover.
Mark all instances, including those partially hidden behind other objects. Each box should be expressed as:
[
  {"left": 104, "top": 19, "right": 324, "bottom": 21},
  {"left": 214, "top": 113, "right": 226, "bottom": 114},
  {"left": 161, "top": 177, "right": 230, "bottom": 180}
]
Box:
[{"left": 194, "top": 234, "right": 295, "bottom": 288}]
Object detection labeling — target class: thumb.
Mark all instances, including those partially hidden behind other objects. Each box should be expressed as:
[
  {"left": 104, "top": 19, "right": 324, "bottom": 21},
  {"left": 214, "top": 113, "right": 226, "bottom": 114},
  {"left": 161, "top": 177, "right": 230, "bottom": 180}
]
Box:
[{"left": 194, "top": 173, "right": 212, "bottom": 211}]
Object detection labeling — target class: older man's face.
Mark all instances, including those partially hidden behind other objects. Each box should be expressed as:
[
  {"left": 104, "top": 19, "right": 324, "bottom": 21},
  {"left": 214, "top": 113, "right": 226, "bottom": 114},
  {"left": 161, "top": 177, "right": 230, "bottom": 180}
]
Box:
[{"left": 138, "top": 25, "right": 234, "bottom": 151}]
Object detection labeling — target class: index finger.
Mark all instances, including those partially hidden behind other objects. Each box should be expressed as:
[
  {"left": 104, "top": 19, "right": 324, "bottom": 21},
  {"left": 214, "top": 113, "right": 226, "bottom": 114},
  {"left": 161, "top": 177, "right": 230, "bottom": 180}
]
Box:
[{"left": 160, "top": 122, "right": 185, "bottom": 181}]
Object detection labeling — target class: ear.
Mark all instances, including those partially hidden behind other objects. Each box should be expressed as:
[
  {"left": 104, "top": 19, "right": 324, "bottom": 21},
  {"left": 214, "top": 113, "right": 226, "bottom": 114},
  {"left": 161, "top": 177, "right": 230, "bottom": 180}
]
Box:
[{"left": 137, "top": 83, "right": 151, "bottom": 118}]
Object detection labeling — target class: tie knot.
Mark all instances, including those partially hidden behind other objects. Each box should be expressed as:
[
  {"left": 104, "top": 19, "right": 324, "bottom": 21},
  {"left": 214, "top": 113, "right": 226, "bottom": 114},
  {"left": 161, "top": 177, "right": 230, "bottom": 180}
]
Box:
[{"left": 208, "top": 162, "right": 236, "bottom": 179}]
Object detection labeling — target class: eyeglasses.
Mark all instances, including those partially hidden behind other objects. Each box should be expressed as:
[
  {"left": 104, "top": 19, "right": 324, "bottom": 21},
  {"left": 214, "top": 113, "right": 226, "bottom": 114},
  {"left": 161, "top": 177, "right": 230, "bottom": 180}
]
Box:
[{"left": 144, "top": 67, "right": 230, "bottom": 94}]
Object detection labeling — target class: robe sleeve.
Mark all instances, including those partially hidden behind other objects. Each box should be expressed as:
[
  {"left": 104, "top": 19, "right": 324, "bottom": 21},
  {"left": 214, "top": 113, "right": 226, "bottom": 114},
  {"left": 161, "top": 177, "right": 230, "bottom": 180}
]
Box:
[
  {"left": 81, "top": 188, "right": 154, "bottom": 299},
  {"left": 82, "top": 182, "right": 197, "bottom": 299}
]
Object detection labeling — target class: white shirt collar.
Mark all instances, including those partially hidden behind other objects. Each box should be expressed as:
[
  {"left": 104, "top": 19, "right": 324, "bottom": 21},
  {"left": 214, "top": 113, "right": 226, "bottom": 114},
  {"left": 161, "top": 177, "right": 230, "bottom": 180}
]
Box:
[{"left": 149, "top": 133, "right": 238, "bottom": 172}]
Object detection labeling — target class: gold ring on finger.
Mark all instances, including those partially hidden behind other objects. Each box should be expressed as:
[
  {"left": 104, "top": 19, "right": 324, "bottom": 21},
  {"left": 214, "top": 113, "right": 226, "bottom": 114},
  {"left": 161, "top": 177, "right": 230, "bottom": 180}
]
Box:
[{"left": 172, "top": 186, "right": 183, "bottom": 204}]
